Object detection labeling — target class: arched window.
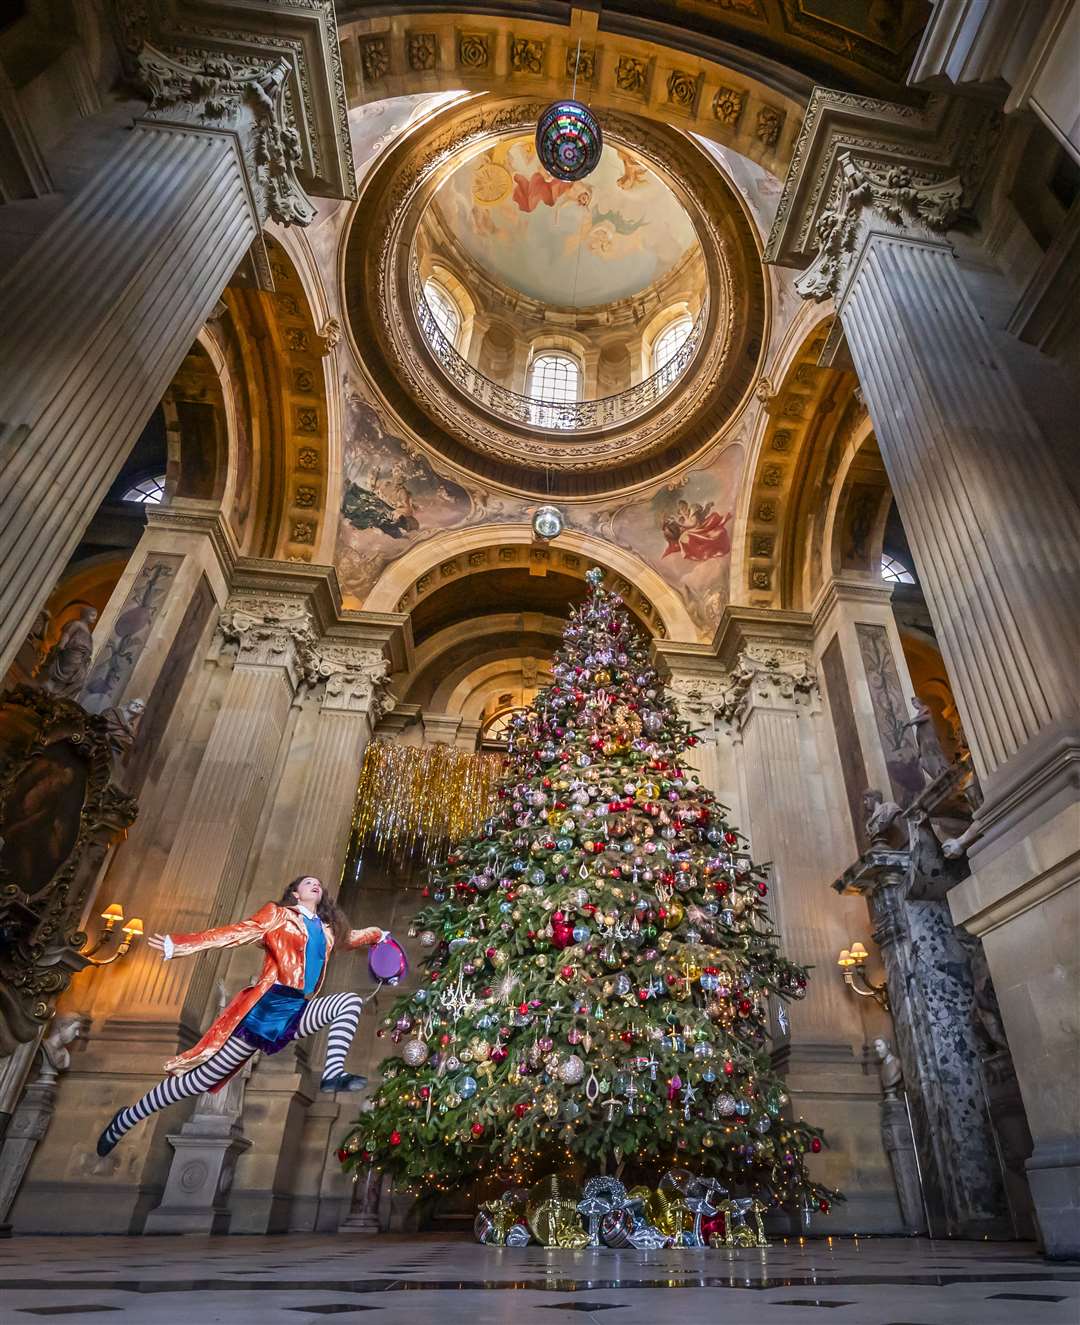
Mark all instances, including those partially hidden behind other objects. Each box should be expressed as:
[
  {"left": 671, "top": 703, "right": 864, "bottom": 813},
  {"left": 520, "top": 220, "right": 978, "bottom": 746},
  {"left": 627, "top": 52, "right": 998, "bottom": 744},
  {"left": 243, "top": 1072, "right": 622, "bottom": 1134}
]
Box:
[
  {"left": 527, "top": 351, "right": 581, "bottom": 428},
  {"left": 423, "top": 278, "right": 461, "bottom": 347},
  {"left": 651, "top": 314, "right": 693, "bottom": 376},
  {"left": 881, "top": 553, "right": 915, "bottom": 584},
  {"left": 122, "top": 474, "right": 166, "bottom": 505},
  {"left": 529, "top": 351, "right": 581, "bottom": 403}
]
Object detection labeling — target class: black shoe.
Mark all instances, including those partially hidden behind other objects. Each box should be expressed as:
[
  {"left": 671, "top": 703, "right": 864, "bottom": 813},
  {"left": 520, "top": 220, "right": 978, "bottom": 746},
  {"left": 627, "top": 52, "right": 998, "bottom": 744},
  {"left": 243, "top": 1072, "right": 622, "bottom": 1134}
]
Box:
[
  {"left": 96, "top": 1109, "right": 125, "bottom": 1157},
  {"left": 321, "top": 1072, "right": 367, "bottom": 1093}
]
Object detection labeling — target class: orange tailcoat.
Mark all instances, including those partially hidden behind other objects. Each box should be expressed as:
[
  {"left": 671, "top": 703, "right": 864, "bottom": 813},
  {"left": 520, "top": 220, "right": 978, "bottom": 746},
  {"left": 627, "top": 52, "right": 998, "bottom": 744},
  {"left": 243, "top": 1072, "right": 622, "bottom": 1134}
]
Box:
[{"left": 163, "top": 902, "right": 381, "bottom": 1075}]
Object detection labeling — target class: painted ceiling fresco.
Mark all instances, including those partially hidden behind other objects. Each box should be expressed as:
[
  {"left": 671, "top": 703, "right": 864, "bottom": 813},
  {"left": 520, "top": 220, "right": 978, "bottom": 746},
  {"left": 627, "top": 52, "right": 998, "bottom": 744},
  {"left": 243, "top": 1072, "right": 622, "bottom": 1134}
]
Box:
[{"left": 429, "top": 136, "right": 700, "bottom": 309}]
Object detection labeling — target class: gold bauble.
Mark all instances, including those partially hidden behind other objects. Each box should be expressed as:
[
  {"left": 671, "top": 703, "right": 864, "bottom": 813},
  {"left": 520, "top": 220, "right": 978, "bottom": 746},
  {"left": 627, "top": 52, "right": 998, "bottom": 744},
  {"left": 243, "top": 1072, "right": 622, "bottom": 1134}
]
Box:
[
  {"left": 490, "top": 949, "right": 508, "bottom": 968},
  {"left": 662, "top": 901, "right": 685, "bottom": 930}
]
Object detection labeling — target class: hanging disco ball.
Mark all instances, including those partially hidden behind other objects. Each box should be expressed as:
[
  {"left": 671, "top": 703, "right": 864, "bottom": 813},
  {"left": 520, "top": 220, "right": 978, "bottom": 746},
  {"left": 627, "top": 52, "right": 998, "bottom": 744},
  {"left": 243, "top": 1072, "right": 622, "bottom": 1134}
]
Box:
[
  {"left": 532, "top": 504, "right": 564, "bottom": 541},
  {"left": 536, "top": 100, "right": 602, "bottom": 182}
]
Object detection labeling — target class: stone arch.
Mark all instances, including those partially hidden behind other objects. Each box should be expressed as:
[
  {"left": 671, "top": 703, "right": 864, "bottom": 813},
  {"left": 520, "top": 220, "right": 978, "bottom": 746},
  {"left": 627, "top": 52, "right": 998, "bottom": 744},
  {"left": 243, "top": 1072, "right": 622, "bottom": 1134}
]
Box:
[
  {"left": 402, "top": 612, "right": 564, "bottom": 709},
  {"left": 737, "top": 312, "right": 862, "bottom": 610},
  {"left": 363, "top": 523, "right": 698, "bottom": 641},
  {"left": 219, "top": 236, "right": 335, "bottom": 562}
]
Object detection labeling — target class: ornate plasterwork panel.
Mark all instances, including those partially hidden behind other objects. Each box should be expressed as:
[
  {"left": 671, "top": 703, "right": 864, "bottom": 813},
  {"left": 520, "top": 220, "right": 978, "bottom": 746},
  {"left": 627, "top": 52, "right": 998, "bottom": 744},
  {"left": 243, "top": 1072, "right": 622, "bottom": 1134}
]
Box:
[{"left": 343, "top": 98, "right": 765, "bottom": 491}]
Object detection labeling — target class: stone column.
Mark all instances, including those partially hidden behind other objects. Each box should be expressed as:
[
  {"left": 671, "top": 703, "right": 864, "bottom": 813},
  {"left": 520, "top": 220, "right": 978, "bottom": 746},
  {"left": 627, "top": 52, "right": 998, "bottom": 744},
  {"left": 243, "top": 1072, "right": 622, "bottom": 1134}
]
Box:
[
  {"left": 662, "top": 617, "right": 902, "bottom": 1233},
  {"left": 212, "top": 615, "right": 402, "bottom": 1234},
  {"left": 837, "top": 852, "right": 1007, "bottom": 1237},
  {"left": 766, "top": 88, "right": 1080, "bottom": 1255},
  {"left": 812, "top": 578, "right": 922, "bottom": 845},
  {"left": 0, "top": 4, "right": 355, "bottom": 680}
]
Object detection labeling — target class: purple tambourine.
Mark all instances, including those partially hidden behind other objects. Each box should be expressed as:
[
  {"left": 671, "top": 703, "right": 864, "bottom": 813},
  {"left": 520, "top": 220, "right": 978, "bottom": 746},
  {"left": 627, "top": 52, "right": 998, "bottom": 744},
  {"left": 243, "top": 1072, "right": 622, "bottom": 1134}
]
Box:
[{"left": 369, "top": 936, "right": 408, "bottom": 985}]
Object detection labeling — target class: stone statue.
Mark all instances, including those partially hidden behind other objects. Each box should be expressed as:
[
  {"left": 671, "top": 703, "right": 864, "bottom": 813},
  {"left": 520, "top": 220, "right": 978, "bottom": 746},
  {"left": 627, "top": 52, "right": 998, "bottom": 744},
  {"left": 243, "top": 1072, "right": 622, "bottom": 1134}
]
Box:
[
  {"left": 906, "top": 806, "right": 964, "bottom": 899},
  {"left": 103, "top": 697, "right": 145, "bottom": 764},
  {"left": 8, "top": 608, "right": 50, "bottom": 687},
  {"left": 39, "top": 606, "right": 97, "bottom": 699},
  {"left": 873, "top": 1037, "right": 903, "bottom": 1099},
  {"left": 863, "top": 788, "right": 905, "bottom": 849},
  {"left": 942, "top": 821, "right": 981, "bottom": 859},
  {"left": 38, "top": 1014, "right": 82, "bottom": 1084},
  {"left": 900, "top": 697, "right": 951, "bottom": 784}
]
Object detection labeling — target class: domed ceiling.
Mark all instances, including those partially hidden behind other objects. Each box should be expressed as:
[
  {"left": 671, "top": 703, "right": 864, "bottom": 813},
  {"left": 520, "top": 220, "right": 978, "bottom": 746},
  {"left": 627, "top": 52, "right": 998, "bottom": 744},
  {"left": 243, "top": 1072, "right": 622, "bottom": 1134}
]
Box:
[{"left": 428, "top": 135, "right": 700, "bottom": 309}]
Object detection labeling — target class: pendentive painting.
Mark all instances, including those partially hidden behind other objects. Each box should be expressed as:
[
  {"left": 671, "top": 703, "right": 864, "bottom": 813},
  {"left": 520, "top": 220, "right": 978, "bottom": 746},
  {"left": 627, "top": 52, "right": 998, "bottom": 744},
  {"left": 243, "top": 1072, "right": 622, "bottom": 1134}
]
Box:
[
  {"left": 335, "top": 385, "right": 472, "bottom": 603},
  {"left": 608, "top": 444, "right": 743, "bottom": 638}
]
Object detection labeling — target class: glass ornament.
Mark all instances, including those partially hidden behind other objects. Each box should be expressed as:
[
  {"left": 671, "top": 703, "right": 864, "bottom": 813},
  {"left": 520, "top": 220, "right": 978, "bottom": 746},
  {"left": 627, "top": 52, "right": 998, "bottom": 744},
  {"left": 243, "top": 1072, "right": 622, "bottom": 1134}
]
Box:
[{"left": 532, "top": 504, "right": 565, "bottom": 541}]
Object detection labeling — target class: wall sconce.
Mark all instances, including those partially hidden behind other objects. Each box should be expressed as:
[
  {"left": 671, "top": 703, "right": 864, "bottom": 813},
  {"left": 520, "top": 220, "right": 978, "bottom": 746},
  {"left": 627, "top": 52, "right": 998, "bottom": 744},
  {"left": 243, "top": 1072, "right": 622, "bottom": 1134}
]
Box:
[
  {"left": 80, "top": 903, "right": 143, "bottom": 966},
  {"left": 837, "top": 940, "right": 890, "bottom": 1012}
]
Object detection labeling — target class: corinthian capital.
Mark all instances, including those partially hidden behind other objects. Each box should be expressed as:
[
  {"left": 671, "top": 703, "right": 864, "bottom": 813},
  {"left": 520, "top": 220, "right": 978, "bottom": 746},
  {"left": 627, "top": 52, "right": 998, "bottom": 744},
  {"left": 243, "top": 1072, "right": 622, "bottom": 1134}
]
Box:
[
  {"left": 720, "top": 647, "right": 819, "bottom": 725},
  {"left": 116, "top": 0, "right": 356, "bottom": 222},
  {"left": 219, "top": 593, "right": 317, "bottom": 683},
  {"left": 313, "top": 643, "right": 395, "bottom": 717},
  {"left": 795, "top": 154, "right": 962, "bottom": 302},
  {"left": 764, "top": 86, "right": 994, "bottom": 309},
  {"left": 137, "top": 45, "right": 315, "bottom": 226}
]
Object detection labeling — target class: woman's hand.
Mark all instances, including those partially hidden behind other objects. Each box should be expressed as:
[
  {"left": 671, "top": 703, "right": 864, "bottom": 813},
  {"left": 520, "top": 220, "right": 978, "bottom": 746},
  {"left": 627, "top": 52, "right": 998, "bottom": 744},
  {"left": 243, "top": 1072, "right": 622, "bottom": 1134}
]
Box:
[{"left": 147, "top": 934, "right": 169, "bottom": 954}]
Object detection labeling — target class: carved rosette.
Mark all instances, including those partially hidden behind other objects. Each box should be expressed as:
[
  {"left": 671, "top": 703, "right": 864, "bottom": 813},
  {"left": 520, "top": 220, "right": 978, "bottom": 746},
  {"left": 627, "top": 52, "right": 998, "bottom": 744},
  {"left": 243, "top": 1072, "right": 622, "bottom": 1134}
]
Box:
[
  {"left": 136, "top": 45, "right": 316, "bottom": 226},
  {"left": 795, "top": 153, "right": 962, "bottom": 303}
]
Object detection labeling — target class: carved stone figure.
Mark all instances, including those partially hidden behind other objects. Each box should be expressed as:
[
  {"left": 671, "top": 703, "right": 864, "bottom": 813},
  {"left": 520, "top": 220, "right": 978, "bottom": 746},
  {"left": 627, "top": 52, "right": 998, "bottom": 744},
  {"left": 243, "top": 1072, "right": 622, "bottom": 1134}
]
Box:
[
  {"left": 8, "top": 608, "right": 50, "bottom": 688},
  {"left": 906, "top": 807, "right": 963, "bottom": 899},
  {"left": 103, "top": 698, "right": 145, "bottom": 764},
  {"left": 38, "top": 1013, "right": 82, "bottom": 1084},
  {"left": 863, "top": 788, "right": 905, "bottom": 849},
  {"left": 39, "top": 607, "right": 97, "bottom": 699},
  {"left": 901, "top": 696, "right": 951, "bottom": 784},
  {"left": 873, "top": 1036, "right": 903, "bottom": 1099}
]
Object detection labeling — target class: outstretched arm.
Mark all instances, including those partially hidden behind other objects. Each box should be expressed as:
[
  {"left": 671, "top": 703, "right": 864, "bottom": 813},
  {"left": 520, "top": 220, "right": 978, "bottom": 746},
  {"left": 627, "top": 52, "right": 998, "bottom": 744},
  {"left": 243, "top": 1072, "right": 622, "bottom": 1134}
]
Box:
[
  {"left": 345, "top": 925, "right": 388, "bottom": 949},
  {"left": 150, "top": 902, "right": 281, "bottom": 961}
]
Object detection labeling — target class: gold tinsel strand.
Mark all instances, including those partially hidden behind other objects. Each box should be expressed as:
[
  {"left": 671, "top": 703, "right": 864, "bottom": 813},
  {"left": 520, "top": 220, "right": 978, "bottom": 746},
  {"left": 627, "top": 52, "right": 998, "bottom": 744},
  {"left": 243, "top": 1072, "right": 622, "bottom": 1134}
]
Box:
[{"left": 343, "top": 740, "right": 504, "bottom": 871}]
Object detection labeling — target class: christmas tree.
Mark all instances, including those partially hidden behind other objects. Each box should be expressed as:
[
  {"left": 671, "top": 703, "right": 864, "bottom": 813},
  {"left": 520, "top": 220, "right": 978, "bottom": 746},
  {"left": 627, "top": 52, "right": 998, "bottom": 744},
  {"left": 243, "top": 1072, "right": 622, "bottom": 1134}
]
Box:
[{"left": 342, "top": 568, "right": 835, "bottom": 1219}]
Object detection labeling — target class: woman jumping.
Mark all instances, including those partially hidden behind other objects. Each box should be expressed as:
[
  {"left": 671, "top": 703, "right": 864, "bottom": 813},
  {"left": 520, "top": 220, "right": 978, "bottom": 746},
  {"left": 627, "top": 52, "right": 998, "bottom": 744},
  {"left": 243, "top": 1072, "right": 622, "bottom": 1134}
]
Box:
[{"left": 97, "top": 875, "right": 389, "bottom": 1156}]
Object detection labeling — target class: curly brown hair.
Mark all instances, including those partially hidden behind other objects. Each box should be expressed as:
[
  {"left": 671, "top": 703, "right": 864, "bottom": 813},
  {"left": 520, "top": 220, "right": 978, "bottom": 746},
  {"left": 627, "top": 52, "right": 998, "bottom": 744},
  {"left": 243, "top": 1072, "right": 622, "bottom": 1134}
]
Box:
[{"left": 278, "top": 876, "right": 351, "bottom": 944}]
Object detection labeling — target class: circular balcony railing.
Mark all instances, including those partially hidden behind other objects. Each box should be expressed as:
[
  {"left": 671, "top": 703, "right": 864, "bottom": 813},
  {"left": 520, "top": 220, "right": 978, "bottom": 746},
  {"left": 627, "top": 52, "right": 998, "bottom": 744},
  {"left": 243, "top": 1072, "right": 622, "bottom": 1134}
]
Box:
[{"left": 412, "top": 266, "right": 707, "bottom": 434}]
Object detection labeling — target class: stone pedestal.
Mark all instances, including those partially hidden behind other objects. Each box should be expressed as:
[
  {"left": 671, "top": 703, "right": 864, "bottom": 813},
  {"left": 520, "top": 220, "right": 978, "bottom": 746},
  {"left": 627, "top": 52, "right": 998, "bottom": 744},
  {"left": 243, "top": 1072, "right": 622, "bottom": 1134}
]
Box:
[
  {"left": 143, "top": 1121, "right": 252, "bottom": 1236},
  {"left": 880, "top": 1093, "right": 928, "bottom": 1234},
  {"left": 339, "top": 1165, "right": 382, "bottom": 1236},
  {"left": 838, "top": 851, "right": 1007, "bottom": 1237}
]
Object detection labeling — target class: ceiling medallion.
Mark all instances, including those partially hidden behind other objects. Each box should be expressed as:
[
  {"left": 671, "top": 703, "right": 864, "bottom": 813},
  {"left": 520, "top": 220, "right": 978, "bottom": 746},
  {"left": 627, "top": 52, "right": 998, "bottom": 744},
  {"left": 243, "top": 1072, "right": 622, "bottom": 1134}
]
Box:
[
  {"left": 532, "top": 504, "right": 565, "bottom": 541},
  {"left": 536, "top": 100, "right": 602, "bottom": 182}
]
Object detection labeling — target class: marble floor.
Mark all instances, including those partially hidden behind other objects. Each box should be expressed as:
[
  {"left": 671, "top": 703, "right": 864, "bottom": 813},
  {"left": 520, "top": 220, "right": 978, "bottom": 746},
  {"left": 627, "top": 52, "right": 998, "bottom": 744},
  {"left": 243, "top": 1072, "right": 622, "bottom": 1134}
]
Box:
[{"left": 0, "top": 1234, "right": 1077, "bottom": 1325}]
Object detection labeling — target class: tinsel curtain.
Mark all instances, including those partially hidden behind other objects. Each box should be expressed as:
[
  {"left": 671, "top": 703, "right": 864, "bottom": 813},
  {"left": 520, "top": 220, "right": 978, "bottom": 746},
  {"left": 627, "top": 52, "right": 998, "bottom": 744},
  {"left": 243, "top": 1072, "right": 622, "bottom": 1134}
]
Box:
[{"left": 341, "top": 740, "right": 504, "bottom": 880}]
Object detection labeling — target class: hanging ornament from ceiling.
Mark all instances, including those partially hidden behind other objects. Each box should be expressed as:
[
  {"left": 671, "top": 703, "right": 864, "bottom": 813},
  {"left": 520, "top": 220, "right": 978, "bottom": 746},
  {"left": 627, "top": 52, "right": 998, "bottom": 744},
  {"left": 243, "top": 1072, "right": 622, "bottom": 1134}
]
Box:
[
  {"left": 532, "top": 504, "right": 565, "bottom": 541},
  {"left": 536, "top": 100, "right": 602, "bottom": 182}
]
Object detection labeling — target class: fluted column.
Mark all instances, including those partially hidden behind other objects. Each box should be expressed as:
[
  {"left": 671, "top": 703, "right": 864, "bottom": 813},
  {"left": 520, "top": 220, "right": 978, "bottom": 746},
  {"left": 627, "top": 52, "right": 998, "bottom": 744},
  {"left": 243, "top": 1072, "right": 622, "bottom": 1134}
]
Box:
[
  {"left": 767, "top": 89, "right": 1080, "bottom": 1255},
  {"left": 659, "top": 621, "right": 901, "bottom": 1232},
  {"left": 136, "top": 592, "right": 311, "bottom": 1034},
  {"left": 0, "top": 6, "right": 355, "bottom": 679}
]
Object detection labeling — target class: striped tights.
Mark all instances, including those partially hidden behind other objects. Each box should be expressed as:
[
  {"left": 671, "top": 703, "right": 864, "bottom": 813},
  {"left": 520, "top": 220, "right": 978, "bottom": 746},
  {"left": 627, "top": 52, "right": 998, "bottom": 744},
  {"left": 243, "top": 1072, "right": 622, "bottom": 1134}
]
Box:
[{"left": 101, "top": 991, "right": 364, "bottom": 1148}]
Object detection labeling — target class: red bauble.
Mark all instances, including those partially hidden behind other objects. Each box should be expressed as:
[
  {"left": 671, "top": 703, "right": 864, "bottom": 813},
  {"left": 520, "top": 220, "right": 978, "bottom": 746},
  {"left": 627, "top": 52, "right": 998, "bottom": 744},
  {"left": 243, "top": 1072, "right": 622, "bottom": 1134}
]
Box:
[
  {"left": 619, "top": 1030, "right": 634, "bottom": 1044},
  {"left": 810, "top": 1137, "right": 822, "bottom": 1153},
  {"left": 471, "top": 1123, "right": 484, "bottom": 1137},
  {"left": 724, "top": 831, "right": 738, "bottom": 846},
  {"left": 389, "top": 1131, "right": 402, "bottom": 1146},
  {"left": 723, "top": 1060, "right": 735, "bottom": 1075},
  {"left": 757, "top": 882, "right": 768, "bottom": 896},
  {"left": 818, "top": 1199, "right": 830, "bottom": 1212},
  {"left": 514, "top": 1101, "right": 529, "bottom": 1118},
  {"left": 336, "top": 1147, "right": 349, "bottom": 1163}
]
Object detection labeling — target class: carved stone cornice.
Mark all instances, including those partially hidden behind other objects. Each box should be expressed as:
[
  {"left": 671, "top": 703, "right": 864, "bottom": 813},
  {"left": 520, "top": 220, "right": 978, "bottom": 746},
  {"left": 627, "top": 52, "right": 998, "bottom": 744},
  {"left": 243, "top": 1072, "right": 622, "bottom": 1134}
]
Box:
[
  {"left": 764, "top": 85, "right": 996, "bottom": 308},
  {"left": 719, "top": 647, "right": 819, "bottom": 724},
  {"left": 114, "top": 0, "right": 356, "bottom": 215}
]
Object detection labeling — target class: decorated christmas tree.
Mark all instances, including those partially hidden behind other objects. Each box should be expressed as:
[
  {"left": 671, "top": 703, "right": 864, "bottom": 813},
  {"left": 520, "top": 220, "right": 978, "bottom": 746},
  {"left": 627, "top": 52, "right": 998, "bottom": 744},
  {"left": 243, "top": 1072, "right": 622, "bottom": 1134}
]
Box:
[{"left": 342, "top": 568, "right": 836, "bottom": 1228}]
